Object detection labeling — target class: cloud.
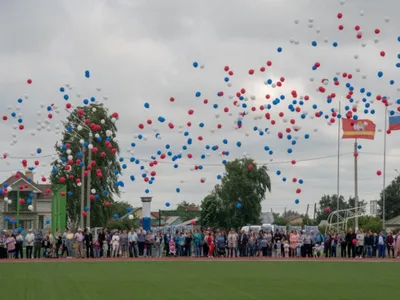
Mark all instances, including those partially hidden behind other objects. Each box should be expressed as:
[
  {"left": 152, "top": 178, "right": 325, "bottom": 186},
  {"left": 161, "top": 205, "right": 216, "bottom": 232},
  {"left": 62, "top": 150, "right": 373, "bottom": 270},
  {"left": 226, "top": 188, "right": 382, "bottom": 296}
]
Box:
[{"left": 0, "top": 0, "right": 399, "bottom": 216}]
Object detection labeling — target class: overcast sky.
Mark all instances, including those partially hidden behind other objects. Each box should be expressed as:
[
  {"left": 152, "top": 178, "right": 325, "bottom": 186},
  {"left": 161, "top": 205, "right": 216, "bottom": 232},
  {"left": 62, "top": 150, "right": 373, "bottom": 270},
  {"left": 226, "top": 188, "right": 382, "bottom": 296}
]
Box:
[{"left": 0, "top": 0, "right": 399, "bottom": 215}]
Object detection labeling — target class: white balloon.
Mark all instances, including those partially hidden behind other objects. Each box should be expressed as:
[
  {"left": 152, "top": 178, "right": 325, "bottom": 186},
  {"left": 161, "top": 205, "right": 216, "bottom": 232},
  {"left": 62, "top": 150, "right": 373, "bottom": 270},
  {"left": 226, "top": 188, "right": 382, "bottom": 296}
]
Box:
[
  {"left": 28, "top": 205, "right": 33, "bottom": 211},
  {"left": 88, "top": 144, "right": 93, "bottom": 149},
  {"left": 360, "top": 10, "right": 364, "bottom": 16},
  {"left": 8, "top": 200, "right": 12, "bottom": 204},
  {"left": 111, "top": 118, "right": 116, "bottom": 123},
  {"left": 91, "top": 189, "right": 96, "bottom": 194},
  {"left": 384, "top": 16, "right": 390, "bottom": 22},
  {"left": 77, "top": 125, "right": 83, "bottom": 131},
  {"left": 128, "top": 214, "right": 134, "bottom": 220}
]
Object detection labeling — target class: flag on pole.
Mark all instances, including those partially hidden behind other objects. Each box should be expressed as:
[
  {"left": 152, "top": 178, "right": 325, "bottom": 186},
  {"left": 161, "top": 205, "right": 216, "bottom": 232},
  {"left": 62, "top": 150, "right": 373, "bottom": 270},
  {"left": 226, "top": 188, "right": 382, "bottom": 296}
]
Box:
[
  {"left": 342, "top": 119, "right": 376, "bottom": 139},
  {"left": 388, "top": 113, "right": 400, "bottom": 131}
]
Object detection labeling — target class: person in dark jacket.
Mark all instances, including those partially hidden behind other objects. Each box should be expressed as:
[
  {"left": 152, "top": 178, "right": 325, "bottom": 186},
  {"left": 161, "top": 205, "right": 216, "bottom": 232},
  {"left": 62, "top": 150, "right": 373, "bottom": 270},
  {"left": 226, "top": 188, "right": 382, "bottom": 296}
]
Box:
[
  {"left": 84, "top": 228, "right": 93, "bottom": 258},
  {"left": 98, "top": 228, "right": 105, "bottom": 257},
  {"left": 164, "top": 229, "right": 171, "bottom": 257},
  {"left": 238, "top": 231, "right": 248, "bottom": 257},
  {"left": 365, "top": 232, "right": 374, "bottom": 258},
  {"left": 345, "top": 230, "right": 354, "bottom": 258}
]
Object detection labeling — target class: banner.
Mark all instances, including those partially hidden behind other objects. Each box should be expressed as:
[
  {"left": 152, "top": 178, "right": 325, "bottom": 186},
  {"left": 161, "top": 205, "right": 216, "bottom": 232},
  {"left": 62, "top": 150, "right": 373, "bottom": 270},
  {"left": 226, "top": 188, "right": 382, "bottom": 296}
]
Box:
[
  {"left": 288, "top": 226, "right": 302, "bottom": 233},
  {"left": 275, "top": 226, "right": 287, "bottom": 234},
  {"left": 342, "top": 119, "right": 376, "bottom": 140}
]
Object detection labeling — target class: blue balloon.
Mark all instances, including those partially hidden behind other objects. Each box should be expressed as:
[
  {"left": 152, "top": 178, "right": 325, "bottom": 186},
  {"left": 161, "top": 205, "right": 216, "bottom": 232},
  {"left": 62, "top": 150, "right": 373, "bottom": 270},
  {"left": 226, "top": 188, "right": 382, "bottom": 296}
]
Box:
[
  {"left": 84, "top": 206, "right": 89, "bottom": 212},
  {"left": 145, "top": 189, "right": 150, "bottom": 194},
  {"left": 85, "top": 70, "right": 90, "bottom": 78},
  {"left": 127, "top": 207, "right": 132, "bottom": 213},
  {"left": 236, "top": 203, "right": 242, "bottom": 209},
  {"left": 176, "top": 188, "right": 180, "bottom": 193},
  {"left": 377, "top": 71, "right": 383, "bottom": 78},
  {"left": 144, "top": 102, "right": 150, "bottom": 109},
  {"left": 195, "top": 91, "right": 201, "bottom": 97},
  {"left": 311, "top": 41, "right": 317, "bottom": 47},
  {"left": 113, "top": 214, "right": 119, "bottom": 219},
  {"left": 295, "top": 199, "right": 300, "bottom": 204},
  {"left": 333, "top": 42, "right": 338, "bottom": 47},
  {"left": 165, "top": 202, "right": 171, "bottom": 207},
  {"left": 276, "top": 170, "right": 281, "bottom": 175},
  {"left": 277, "top": 47, "right": 283, "bottom": 52},
  {"left": 193, "top": 61, "right": 198, "bottom": 68},
  {"left": 45, "top": 220, "right": 50, "bottom": 225}
]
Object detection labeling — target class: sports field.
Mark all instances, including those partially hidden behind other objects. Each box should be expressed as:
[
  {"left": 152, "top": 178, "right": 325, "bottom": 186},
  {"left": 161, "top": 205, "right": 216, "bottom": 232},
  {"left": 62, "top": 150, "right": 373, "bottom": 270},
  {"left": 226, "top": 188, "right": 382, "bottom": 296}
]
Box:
[{"left": 1, "top": 260, "right": 397, "bottom": 299}]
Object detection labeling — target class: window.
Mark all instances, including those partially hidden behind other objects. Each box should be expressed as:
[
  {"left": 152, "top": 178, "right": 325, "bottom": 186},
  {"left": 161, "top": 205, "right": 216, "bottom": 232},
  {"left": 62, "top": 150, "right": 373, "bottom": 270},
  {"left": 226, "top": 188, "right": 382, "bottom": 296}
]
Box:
[
  {"left": 6, "top": 191, "right": 32, "bottom": 212},
  {"left": 39, "top": 215, "right": 44, "bottom": 229}
]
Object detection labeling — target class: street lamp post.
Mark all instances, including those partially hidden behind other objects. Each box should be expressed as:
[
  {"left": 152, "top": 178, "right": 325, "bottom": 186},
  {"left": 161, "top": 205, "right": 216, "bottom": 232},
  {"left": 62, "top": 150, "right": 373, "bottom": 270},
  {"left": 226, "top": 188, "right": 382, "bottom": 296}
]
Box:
[{"left": 86, "top": 133, "right": 93, "bottom": 229}]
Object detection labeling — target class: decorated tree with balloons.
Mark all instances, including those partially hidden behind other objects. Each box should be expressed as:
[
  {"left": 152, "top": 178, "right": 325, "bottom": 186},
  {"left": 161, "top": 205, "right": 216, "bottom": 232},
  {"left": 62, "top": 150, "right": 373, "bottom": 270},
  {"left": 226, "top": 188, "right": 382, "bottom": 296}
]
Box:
[
  {"left": 201, "top": 157, "right": 271, "bottom": 229},
  {"left": 50, "top": 103, "right": 122, "bottom": 227}
]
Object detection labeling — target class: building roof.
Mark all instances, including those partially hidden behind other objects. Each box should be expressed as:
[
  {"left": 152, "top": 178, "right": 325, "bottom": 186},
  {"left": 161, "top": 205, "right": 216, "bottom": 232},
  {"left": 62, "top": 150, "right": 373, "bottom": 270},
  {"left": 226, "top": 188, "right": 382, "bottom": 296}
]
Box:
[
  {"left": 386, "top": 215, "right": 400, "bottom": 226},
  {"left": 178, "top": 217, "right": 200, "bottom": 226},
  {"left": 1, "top": 171, "right": 52, "bottom": 196}
]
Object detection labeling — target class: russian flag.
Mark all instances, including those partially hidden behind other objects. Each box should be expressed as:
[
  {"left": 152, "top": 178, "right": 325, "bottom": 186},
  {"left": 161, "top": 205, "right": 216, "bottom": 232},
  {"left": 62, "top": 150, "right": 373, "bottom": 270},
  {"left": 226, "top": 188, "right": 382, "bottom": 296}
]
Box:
[{"left": 389, "top": 113, "right": 400, "bottom": 131}]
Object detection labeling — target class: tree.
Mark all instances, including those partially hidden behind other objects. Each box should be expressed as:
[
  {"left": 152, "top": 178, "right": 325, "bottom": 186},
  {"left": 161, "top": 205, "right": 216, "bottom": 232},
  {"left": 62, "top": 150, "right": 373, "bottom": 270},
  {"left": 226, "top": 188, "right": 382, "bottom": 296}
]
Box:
[
  {"left": 200, "top": 157, "right": 271, "bottom": 229},
  {"left": 315, "top": 194, "right": 366, "bottom": 224},
  {"left": 50, "top": 103, "right": 121, "bottom": 227},
  {"left": 200, "top": 192, "right": 224, "bottom": 228},
  {"left": 378, "top": 176, "right": 400, "bottom": 220},
  {"left": 272, "top": 213, "right": 286, "bottom": 226}
]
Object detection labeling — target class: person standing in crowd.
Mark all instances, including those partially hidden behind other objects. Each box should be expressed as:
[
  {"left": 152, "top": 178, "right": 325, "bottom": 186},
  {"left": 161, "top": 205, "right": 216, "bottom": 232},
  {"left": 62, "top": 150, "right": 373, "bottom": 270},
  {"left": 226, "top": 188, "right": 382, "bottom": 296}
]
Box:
[
  {"left": 15, "top": 231, "right": 24, "bottom": 259},
  {"left": 138, "top": 228, "right": 146, "bottom": 257},
  {"left": 238, "top": 230, "right": 248, "bottom": 257},
  {"left": 84, "top": 228, "right": 93, "bottom": 258},
  {"left": 345, "top": 230, "right": 354, "bottom": 258},
  {"left": 395, "top": 231, "right": 400, "bottom": 258},
  {"left": 0, "top": 230, "right": 7, "bottom": 259},
  {"left": 120, "top": 230, "right": 129, "bottom": 258},
  {"left": 6, "top": 232, "right": 16, "bottom": 259},
  {"left": 386, "top": 232, "right": 395, "bottom": 258},
  {"left": 33, "top": 229, "right": 43, "bottom": 259},
  {"left": 227, "top": 229, "right": 238, "bottom": 258},
  {"left": 64, "top": 228, "right": 74, "bottom": 258},
  {"left": 303, "top": 232, "right": 312, "bottom": 257},
  {"left": 289, "top": 230, "right": 298, "bottom": 258},
  {"left": 207, "top": 231, "right": 215, "bottom": 258},
  {"left": 203, "top": 230, "right": 209, "bottom": 257},
  {"left": 193, "top": 229, "right": 202, "bottom": 257},
  {"left": 145, "top": 230, "right": 154, "bottom": 257},
  {"left": 111, "top": 230, "right": 120, "bottom": 257},
  {"left": 377, "top": 231, "right": 386, "bottom": 258},
  {"left": 324, "top": 232, "right": 332, "bottom": 258},
  {"left": 356, "top": 230, "right": 365, "bottom": 258},
  {"left": 184, "top": 232, "right": 192, "bottom": 257},
  {"left": 365, "top": 231, "right": 374, "bottom": 258},
  {"left": 330, "top": 234, "right": 337, "bottom": 257},
  {"left": 154, "top": 231, "right": 163, "bottom": 258},
  {"left": 54, "top": 229, "right": 62, "bottom": 258},
  {"left": 25, "top": 229, "right": 35, "bottom": 259},
  {"left": 128, "top": 228, "right": 138, "bottom": 258},
  {"left": 248, "top": 232, "right": 256, "bottom": 257},
  {"left": 97, "top": 228, "right": 105, "bottom": 257},
  {"left": 163, "top": 229, "right": 171, "bottom": 257},
  {"left": 74, "top": 228, "right": 84, "bottom": 258}
]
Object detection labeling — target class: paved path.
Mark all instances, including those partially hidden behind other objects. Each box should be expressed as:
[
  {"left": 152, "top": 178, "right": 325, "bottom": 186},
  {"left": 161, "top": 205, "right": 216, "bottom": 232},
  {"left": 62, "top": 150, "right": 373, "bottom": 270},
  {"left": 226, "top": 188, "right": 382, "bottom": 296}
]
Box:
[{"left": 1, "top": 257, "right": 398, "bottom": 263}]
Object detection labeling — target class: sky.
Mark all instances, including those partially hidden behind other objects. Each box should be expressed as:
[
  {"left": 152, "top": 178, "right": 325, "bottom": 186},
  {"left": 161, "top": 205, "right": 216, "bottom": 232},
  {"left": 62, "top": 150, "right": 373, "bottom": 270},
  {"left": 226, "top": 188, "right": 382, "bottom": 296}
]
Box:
[{"left": 0, "top": 0, "right": 399, "bottom": 216}]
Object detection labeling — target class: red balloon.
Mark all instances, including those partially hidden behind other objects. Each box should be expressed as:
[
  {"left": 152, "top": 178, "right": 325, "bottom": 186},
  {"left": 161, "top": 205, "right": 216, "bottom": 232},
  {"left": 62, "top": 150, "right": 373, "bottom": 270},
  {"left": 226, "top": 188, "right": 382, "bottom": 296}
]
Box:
[
  {"left": 352, "top": 239, "right": 357, "bottom": 245},
  {"left": 66, "top": 103, "right": 72, "bottom": 109},
  {"left": 266, "top": 61, "right": 272, "bottom": 66},
  {"left": 82, "top": 212, "right": 87, "bottom": 217},
  {"left": 355, "top": 25, "right": 360, "bottom": 31},
  {"left": 2, "top": 116, "right": 7, "bottom": 121},
  {"left": 203, "top": 99, "right": 208, "bottom": 104},
  {"left": 27, "top": 79, "right": 32, "bottom": 84},
  {"left": 375, "top": 28, "right": 380, "bottom": 34},
  {"left": 248, "top": 69, "right": 254, "bottom": 75},
  {"left": 138, "top": 123, "right": 144, "bottom": 129},
  {"left": 169, "top": 97, "right": 175, "bottom": 102},
  {"left": 188, "top": 109, "right": 194, "bottom": 115},
  {"left": 260, "top": 67, "right": 265, "bottom": 72},
  {"left": 224, "top": 66, "right": 229, "bottom": 71},
  {"left": 168, "top": 123, "right": 174, "bottom": 129},
  {"left": 380, "top": 51, "right": 385, "bottom": 57},
  {"left": 296, "top": 188, "right": 301, "bottom": 194},
  {"left": 377, "top": 170, "right": 382, "bottom": 176},
  {"left": 325, "top": 207, "right": 331, "bottom": 213},
  {"left": 337, "top": 13, "right": 343, "bottom": 19},
  {"left": 338, "top": 25, "right": 344, "bottom": 31},
  {"left": 105, "top": 202, "right": 110, "bottom": 207}
]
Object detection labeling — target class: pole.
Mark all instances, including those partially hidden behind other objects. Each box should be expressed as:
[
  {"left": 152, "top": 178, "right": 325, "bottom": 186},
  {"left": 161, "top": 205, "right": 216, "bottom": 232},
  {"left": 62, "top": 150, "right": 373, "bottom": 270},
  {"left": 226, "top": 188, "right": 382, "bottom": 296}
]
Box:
[
  {"left": 80, "top": 146, "right": 85, "bottom": 230},
  {"left": 159, "top": 209, "right": 161, "bottom": 226},
  {"left": 336, "top": 100, "right": 341, "bottom": 233},
  {"left": 354, "top": 139, "right": 359, "bottom": 231},
  {"left": 16, "top": 189, "right": 20, "bottom": 228},
  {"left": 313, "top": 203, "right": 316, "bottom": 220},
  {"left": 305, "top": 204, "right": 310, "bottom": 225},
  {"left": 87, "top": 133, "right": 93, "bottom": 229},
  {"left": 383, "top": 105, "right": 388, "bottom": 231}
]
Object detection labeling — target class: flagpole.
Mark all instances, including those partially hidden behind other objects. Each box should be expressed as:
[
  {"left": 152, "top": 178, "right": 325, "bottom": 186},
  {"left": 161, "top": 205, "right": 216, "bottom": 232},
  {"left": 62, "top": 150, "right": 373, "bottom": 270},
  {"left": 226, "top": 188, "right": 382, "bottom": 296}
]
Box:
[
  {"left": 336, "top": 100, "right": 341, "bottom": 233},
  {"left": 354, "top": 139, "right": 359, "bottom": 231},
  {"left": 382, "top": 105, "right": 388, "bottom": 231}
]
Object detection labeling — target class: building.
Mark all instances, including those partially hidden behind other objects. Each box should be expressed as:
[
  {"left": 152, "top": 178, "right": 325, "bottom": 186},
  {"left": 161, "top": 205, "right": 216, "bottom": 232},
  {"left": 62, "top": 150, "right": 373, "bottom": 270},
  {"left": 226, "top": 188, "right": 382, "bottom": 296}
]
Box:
[
  {"left": 0, "top": 171, "right": 52, "bottom": 230},
  {"left": 386, "top": 215, "right": 400, "bottom": 231}
]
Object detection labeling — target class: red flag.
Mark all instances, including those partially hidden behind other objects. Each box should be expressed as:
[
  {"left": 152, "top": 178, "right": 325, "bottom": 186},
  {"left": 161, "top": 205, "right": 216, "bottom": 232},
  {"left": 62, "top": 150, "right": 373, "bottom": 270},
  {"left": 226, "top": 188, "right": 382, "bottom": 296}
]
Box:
[{"left": 342, "top": 119, "right": 376, "bottom": 140}]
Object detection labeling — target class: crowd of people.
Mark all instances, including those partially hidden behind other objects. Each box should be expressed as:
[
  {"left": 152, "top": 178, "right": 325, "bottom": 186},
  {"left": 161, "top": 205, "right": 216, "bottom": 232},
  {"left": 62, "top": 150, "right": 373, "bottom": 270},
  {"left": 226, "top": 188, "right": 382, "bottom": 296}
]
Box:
[{"left": 1, "top": 227, "right": 400, "bottom": 260}]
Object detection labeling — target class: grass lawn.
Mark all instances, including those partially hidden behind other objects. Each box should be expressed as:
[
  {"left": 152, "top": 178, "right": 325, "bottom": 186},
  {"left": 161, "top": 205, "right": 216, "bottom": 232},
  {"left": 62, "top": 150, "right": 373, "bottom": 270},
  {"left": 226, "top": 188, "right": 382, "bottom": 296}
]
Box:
[{"left": 1, "top": 261, "right": 397, "bottom": 300}]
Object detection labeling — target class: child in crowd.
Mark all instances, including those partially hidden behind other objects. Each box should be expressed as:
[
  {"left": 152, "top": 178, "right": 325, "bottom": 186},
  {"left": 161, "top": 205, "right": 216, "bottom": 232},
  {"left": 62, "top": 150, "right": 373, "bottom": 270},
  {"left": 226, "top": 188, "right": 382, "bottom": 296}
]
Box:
[
  {"left": 296, "top": 241, "right": 302, "bottom": 257},
  {"left": 313, "top": 244, "right": 318, "bottom": 258},
  {"left": 317, "top": 244, "right": 324, "bottom": 257},
  {"left": 93, "top": 240, "right": 100, "bottom": 258},
  {"left": 169, "top": 237, "right": 176, "bottom": 257},
  {"left": 283, "top": 240, "right": 289, "bottom": 257}
]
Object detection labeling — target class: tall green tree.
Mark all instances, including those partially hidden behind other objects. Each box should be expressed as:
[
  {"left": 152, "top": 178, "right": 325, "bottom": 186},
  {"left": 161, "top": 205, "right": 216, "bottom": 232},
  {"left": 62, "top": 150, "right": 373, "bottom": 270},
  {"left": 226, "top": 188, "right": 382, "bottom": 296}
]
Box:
[
  {"left": 378, "top": 175, "right": 400, "bottom": 220},
  {"left": 50, "top": 103, "right": 121, "bottom": 227},
  {"left": 201, "top": 158, "right": 271, "bottom": 229}
]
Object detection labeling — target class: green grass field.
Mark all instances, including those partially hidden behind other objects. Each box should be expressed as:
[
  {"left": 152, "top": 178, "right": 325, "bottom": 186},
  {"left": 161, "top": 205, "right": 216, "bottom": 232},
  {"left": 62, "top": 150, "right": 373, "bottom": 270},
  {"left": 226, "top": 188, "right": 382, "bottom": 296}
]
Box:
[{"left": 1, "top": 261, "right": 397, "bottom": 299}]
